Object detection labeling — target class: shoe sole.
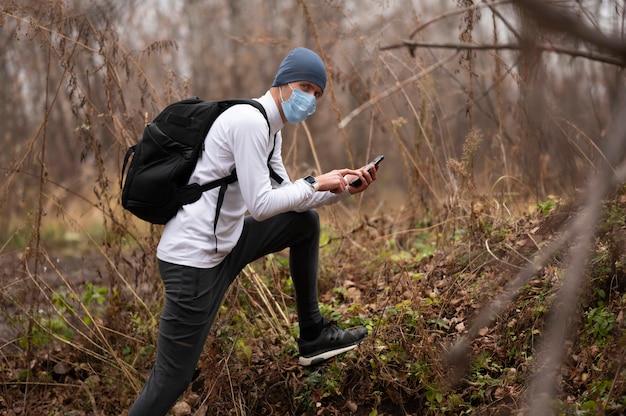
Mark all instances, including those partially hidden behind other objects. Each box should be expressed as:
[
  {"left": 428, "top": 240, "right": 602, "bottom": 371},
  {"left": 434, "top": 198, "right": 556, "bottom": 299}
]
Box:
[{"left": 298, "top": 340, "right": 363, "bottom": 367}]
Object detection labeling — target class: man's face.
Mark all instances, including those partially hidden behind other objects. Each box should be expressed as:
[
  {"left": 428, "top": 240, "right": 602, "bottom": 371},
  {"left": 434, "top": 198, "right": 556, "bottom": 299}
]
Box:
[{"left": 288, "top": 81, "right": 323, "bottom": 101}]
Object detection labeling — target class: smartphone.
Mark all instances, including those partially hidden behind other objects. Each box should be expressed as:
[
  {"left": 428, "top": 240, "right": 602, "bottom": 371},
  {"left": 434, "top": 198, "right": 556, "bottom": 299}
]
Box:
[{"left": 349, "top": 155, "right": 384, "bottom": 187}]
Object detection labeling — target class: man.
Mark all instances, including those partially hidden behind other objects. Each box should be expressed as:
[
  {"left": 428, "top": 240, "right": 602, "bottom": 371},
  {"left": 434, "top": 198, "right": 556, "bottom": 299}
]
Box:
[{"left": 129, "top": 47, "right": 378, "bottom": 415}]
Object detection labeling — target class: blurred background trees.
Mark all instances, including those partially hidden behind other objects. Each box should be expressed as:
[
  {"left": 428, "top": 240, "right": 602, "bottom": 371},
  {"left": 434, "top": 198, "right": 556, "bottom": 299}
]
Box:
[{"left": 1, "top": 0, "right": 622, "bottom": 234}]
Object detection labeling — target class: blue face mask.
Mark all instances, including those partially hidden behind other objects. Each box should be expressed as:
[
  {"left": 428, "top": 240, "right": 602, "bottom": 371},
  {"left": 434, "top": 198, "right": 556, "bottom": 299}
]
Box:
[{"left": 280, "top": 85, "right": 317, "bottom": 123}]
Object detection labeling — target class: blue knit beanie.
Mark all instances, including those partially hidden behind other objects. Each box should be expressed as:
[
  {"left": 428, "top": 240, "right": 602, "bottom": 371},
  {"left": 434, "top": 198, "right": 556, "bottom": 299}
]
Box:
[{"left": 272, "top": 47, "right": 327, "bottom": 92}]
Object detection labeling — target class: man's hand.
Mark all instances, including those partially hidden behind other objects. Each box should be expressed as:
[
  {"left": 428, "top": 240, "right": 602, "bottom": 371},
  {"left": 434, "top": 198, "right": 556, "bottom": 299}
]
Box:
[
  {"left": 345, "top": 163, "right": 378, "bottom": 194},
  {"left": 315, "top": 168, "right": 361, "bottom": 194},
  {"left": 313, "top": 163, "right": 378, "bottom": 194}
]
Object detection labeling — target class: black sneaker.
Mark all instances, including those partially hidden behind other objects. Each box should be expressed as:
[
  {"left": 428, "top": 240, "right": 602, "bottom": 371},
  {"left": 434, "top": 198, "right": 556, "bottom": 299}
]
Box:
[{"left": 297, "top": 320, "right": 368, "bottom": 366}]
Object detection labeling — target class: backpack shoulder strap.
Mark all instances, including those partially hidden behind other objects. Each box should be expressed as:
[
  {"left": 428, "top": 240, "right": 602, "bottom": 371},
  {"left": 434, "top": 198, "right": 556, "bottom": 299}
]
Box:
[
  {"left": 212, "top": 99, "right": 284, "bottom": 184},
  {"left": 216, "top": 99, "right": 268, "bottom": 124},
  {"left": 267, "top": 133, "right": 283, "bottom": 184},
  {"left": 197, "top": 99, "right": 283, "bottom": 251}
]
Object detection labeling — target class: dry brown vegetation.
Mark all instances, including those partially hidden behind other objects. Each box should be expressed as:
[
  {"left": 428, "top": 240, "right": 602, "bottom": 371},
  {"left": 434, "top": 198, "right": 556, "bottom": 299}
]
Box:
[{"left": 1, "top": 0, "right": 626, "bottom": 415}]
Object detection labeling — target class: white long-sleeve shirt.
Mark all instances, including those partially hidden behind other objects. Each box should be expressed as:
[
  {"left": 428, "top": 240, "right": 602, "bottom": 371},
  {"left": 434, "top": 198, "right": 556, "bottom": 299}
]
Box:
[{"left": 157, "top": 90, "right": 349, "bottom": 268}]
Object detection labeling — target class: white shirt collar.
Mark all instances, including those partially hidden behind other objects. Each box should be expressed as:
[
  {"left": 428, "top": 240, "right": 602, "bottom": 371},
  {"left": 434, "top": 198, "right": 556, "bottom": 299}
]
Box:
[{"left": 256, "top": 90, "right": 284, "bottom": 137}]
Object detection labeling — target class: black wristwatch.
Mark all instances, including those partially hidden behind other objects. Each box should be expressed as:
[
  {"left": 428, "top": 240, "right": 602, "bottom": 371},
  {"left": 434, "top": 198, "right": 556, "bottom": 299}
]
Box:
[{"left": 303, "top": 175, "right": 319, "bottom": 191}]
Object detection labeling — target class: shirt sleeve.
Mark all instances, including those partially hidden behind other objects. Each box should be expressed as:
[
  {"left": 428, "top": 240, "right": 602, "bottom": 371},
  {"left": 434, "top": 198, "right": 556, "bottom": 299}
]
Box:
[
  {"left": 267, "top": 132, "right": 351, "bottom": 211},
  {"left": 226, "top": 107, "right": 309, "bottom": 221},
  {"left": 230, "top": 106, "right": 349, "bottom": 221}
]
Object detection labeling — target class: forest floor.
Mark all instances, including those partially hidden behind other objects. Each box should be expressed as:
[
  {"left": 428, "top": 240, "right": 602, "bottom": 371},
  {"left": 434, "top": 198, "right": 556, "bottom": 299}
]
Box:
[{"left": 1, "top": 195, "right": 626, "bottom": 415}]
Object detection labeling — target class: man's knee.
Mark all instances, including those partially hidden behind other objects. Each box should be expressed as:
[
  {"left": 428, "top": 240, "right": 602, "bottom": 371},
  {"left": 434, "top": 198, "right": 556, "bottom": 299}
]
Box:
[{"left": 293, "top": 210, "right": 319, "bottom": 237}]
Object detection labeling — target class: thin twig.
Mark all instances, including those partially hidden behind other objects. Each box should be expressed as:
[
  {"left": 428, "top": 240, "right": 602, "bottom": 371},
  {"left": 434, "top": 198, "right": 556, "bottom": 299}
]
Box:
[
  {"left": 405, "top": 0, "right": 514, "bottom": 40},
  {"left": 301, "top": 120, "right": 322, "bottom": 175},
  {"left": 484, "top": 239, "right": 523, "bottom": 270},
  {"left": 338, "top": 51, "right": 459, "bottom": 129}
]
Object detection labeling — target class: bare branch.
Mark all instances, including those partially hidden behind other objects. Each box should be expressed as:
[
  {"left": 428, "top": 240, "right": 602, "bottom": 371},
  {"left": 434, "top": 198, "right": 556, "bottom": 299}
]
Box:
[
  {"left": 384, "top": 40, "right": 625, "bottom": 67},
  {"left": 514, "top": 0, "right": 626, "bottom": 59}
]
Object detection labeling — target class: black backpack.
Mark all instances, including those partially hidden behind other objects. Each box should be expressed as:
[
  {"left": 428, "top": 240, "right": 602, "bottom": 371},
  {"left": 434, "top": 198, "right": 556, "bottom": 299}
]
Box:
[{"left": 121, "top": 97, "right": 282, "bottom": 225}]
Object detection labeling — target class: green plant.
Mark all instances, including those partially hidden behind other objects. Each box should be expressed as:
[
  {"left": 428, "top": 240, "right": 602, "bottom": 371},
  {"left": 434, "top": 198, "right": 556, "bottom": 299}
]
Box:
[
  {"left": 467, "top": 352, "right": 504, "bottom": 403},
  {"left": 424, "top": 382, "right": 444, "bottom": 410},
  {"left": 295, "top": 369, "right": 330, "bottom": 413},
  {"left": 537, "top": 196, "right": 558, "bottom": 215},
  {"left": 16, "top": 282, "right": 108, "bottom": 350},
  {"left": 577, "top": 379, "right": 613, "bottom": 414},
  {"left": 406, "top": 359, "right": 431, "bottom": 385},
  {"left": 18, "top": 314, "right": 74, "bottom": 349},
  {"left": 584, "top": 306, "right": 616, "bottom": 346}
]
